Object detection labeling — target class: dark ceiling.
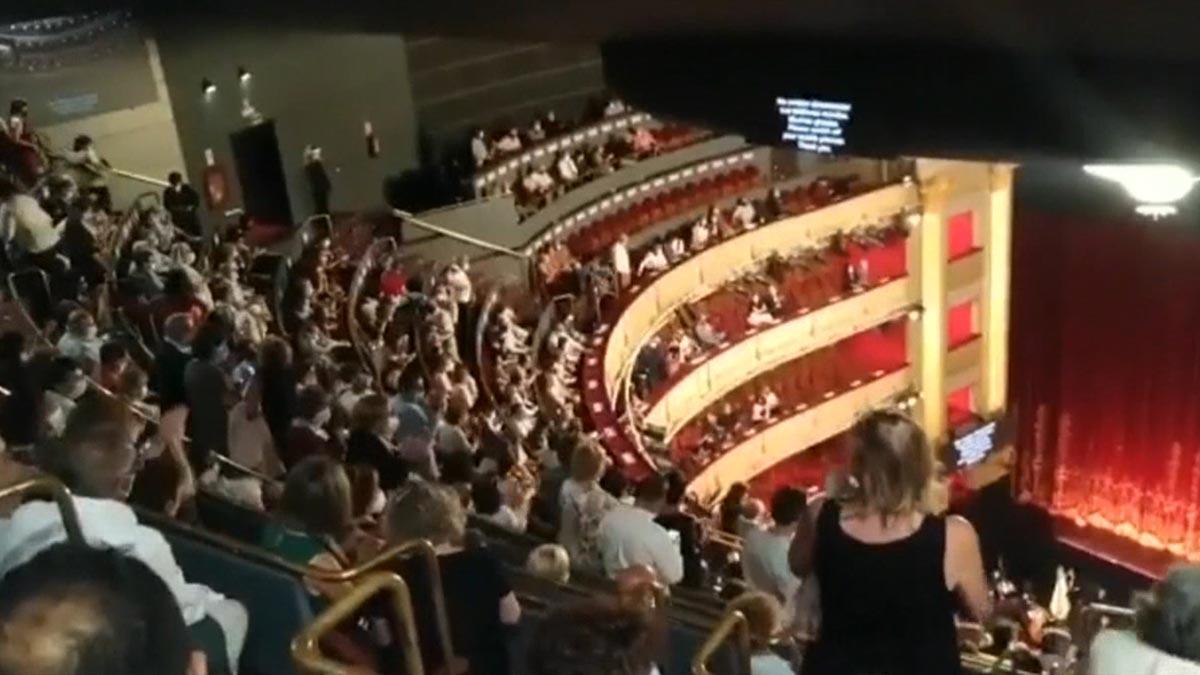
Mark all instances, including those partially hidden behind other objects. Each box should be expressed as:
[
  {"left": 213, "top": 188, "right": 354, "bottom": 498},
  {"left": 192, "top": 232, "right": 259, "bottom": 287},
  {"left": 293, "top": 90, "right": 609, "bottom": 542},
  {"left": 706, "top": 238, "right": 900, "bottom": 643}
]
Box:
[{"left": 9, "top": 1, "right": 1200, "bottom": 163}]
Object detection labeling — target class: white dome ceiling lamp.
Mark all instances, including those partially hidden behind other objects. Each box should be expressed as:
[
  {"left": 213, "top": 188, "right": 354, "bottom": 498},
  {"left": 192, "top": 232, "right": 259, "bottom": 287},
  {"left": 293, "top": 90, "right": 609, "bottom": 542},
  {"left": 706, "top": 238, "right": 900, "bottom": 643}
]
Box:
[{"left": 1083, "top": 163, "right": 1200, "bottom": 219}]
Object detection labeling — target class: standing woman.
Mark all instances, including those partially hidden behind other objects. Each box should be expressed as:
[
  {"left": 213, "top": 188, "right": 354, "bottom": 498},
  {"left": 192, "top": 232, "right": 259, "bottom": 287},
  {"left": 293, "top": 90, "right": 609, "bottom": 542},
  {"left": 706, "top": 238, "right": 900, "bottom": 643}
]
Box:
[
  {"left": 788, "top": 411, "right": 990, "bottom": 675},
  {"left": 184, "top": 319, "right": 232, "bottom": 466}
]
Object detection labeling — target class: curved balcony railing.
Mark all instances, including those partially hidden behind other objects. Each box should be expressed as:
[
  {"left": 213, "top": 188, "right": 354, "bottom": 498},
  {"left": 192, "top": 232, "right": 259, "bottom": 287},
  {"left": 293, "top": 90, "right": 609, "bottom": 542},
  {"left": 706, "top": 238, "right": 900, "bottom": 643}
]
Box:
[
  {"left": 687, "top": 366, "right": 914, "bottom": 503},
  {"left": 472, "top": 111, "right": 649, "bottom": 194}
]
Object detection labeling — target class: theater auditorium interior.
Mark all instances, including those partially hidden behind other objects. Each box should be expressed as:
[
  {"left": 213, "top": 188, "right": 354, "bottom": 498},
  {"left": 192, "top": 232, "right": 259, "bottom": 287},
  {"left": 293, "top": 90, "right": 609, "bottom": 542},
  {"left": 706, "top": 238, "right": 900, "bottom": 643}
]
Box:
[{"left": 2, "top": 2, "right": 1200, "bottom": 674}]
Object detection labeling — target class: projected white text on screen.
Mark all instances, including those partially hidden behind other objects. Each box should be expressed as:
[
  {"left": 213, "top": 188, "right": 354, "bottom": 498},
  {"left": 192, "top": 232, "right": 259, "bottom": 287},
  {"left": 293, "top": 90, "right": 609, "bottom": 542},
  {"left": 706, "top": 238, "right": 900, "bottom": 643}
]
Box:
[{"left": 777, "top": 97, "right": 852, "bottom": 154}]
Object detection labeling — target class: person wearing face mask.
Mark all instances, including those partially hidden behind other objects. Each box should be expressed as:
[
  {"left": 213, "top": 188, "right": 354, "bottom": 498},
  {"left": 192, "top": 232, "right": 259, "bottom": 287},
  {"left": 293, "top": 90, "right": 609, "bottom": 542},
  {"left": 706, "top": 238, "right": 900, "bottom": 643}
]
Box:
[
  {"left": 284, "top": 384, "right": 343, "bottom": 469},
  {"left": 184, "top": 319, "right": 233, "bottom": 467},
  {"left": 56, "top": 308, "right": 102, "bottom": 370},
  {"left": 2, "top": 396, "right": 249, "bottom": 673},
  {"left": 42, "top": 357, "right": 88, "bottom": 438}
]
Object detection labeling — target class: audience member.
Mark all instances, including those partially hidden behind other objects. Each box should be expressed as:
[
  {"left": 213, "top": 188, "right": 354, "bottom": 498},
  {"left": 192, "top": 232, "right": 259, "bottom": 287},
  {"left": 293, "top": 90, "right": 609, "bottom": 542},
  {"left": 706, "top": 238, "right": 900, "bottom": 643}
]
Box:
[
  {"left": 525, "top": 543, "right": 571, "bottom": 584},
  {"left": 788, "top": 410, "right": 990, "bottom": 675},
  {"left": 654, "top": 470, "right": 705, "bottom": 588},
  {"left": 726, "top": 591, "right": 796, "bottom": 675},
  {"left": 598, "top": 473, "right": 684, "bottom": 585},
  {"left": 346, "top": 393, "right": 408, "bottom": 491},
  {"left": 56, "top": 308, "right": 102, "bottom": 369},
  {"left": 743, "top": 487, "right": 805, "bottom": 612},
  {"left": 558, "top": 439, "right": 618, "bottom": 573},
  {"left": 386, "top": 481, "right": 520, "bottom": 675},
  {"left": 0, "top": 542, "right": 205, "bottom": 675},
  {"left": 1090, "top": 564, "right": 1200, "bottom": 675}
]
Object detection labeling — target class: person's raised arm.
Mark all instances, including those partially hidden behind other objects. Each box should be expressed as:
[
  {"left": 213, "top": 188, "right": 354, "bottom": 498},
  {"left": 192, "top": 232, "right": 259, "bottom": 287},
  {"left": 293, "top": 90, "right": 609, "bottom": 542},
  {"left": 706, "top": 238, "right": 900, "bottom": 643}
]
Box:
[{"left": 946, "top": 515, "right": 992, "bottom": 622}]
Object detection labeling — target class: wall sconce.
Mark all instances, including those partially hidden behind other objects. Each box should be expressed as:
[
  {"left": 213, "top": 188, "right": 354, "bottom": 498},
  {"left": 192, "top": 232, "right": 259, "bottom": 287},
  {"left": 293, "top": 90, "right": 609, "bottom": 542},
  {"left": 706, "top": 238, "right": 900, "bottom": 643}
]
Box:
[
  {"left": 237, "top": 66, "right": 251, "bottom": 84},
  {"left": 201, "top": 78, "right": 216, "bottom": 97}
]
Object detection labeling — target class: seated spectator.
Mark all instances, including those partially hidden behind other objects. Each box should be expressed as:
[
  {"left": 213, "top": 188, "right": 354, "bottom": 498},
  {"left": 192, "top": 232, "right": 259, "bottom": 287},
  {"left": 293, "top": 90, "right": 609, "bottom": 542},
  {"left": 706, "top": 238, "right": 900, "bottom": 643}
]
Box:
[
  {"left": 655, "top": 470, "right": 705, "bottom": 588},
  {"left": 743, "top": 487, "right": 805, "bottom": 612},
  {"left": 522, "top": 166, "right": 555, "bottom": 196},
  {"left": 386, "top": 481, "right": 521, "bottom": 675},
  {"left": 665, "top": 236, "right": 687, "bottom": 264},
  {"left": 41, "top": 356, "right": 87, "bottom": 438},
  {"left": 526, "top": 543, "right": 571, "bottom": 584},
  {"left": 751, "top": 385, "right": 781, "bottom": 423},
  {"left": 733, "top": 197, "right": 758, "bottom": 230},
  {"left": 1090, "top": 565, "right": 1200, "bottom": 675},
  {"left": 0, "top": 176, "right": 67, "bottom": 274},
  {"left": 346, "top": 393, "right": 408, "bottom": 491},
  {"left": 56, "top": 308, "right": 102, "bottom": 369},
  {"left": 495, "top": 128, "right": 522, "bottom": 154},
  {"left": 690, "top": 217, "right": 711, "bottom": 251},
  {"left": 4, "top": 396, "right": 248, "bottom": 671},
  {"left": 284, "top": 384, "right": 341, "bottom": 468},
  {"left": 726, "top": 591, "right": 796, "bottom": 675},
  {"left": 604, "top": 97, "right": 628, "bottom": 117},
  {"left": 526, "top": 600, "right": 659, "bottom": 675},
  {"left": 694, "top": 312, "right": 727, "bottom": 349},
  {"left": 527, "top": 119, "right": 546, "bottom": 143},
  {"left": 631, "top": 126, "right": 657, "bottom": 155},
  {"left": 96, "top": 340, "right": 130, "bottom": 391},
  {"left": 637, "top": 243, "right": 669, "bottom": 277},
  {"left": 261, "top": 456, "right": 378, "bottom": 594},
  {"left": 598, "top": 473, "right": 684, "bottom": 585},
  {"left": 433, "top": 398, "right": 474, "bottom": 457},
  {"left": 764, "top": 187, "right": 786, "bottom": 221},
  {"left": 557, "top": 151, "right": 579, "bottom": 183},
  {"left": 0, "top": 543, "right": 204, "bottom": 675},
  {"left": 472, "top": 476, "right": 527, "bottom": 532},
  {"left": 747, "top": 293, "right": 779, "bottom": 328},
  {"left": 789, "top": 410, "right": 990, "bottom": 675}
]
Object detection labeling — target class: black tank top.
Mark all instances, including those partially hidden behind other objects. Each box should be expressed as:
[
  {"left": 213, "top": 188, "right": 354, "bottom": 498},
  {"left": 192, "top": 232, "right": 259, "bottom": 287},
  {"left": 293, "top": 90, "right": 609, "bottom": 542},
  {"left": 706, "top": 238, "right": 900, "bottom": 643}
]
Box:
[{"left": 803, "top": 501, "right": 962, "bottom": 675}]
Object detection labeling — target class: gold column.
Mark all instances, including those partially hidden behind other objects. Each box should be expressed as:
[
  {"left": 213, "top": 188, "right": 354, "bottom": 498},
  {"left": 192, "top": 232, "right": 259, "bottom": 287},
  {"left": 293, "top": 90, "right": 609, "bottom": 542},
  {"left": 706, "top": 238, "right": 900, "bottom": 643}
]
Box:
[
  {"left": 981, "top": 165, "right": 1014, "bottom": 414},
  {"left": 918, "top": 176, "right": 950, "bottom": 440}
]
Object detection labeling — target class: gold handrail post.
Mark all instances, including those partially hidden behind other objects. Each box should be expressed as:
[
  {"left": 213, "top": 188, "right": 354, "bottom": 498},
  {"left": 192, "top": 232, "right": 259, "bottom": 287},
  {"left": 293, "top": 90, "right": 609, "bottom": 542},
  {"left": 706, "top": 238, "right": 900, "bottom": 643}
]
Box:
[
  {"left": 306, "top": 539, "right": 460, "bottom": 674},
  {"left": 692, "top": 608, "right": 751, "bottom": 675},
  {"left": 291, "top": 572, "right": 424, "bottom": 675},
  {"left": 0, "top": 476, "right": 85, "bottom": 545}
]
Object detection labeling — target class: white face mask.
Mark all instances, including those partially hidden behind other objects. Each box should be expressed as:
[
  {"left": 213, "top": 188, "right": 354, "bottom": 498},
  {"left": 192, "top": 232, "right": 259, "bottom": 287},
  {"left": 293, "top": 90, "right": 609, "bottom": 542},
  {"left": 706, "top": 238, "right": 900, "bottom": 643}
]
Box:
[{"left": 313, "top": 408, "right": 332, "bottom": 428}]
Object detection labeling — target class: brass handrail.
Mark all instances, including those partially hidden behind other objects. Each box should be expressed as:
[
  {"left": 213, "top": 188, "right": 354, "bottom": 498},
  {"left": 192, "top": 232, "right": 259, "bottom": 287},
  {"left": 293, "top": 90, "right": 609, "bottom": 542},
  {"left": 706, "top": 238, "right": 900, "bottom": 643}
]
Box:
[
  {"left": 393, "top": 209, "right": 529, "bottom": 261},
  {"left": 304, "top": 539, "right": 459, "bottom": 674},
  {"left": 0, "top": 476, "right": 85, "bottom": 545},
  {"left": 691, "top": 608, "right": 751, "bottom": 675},
  {"left": 291, "top": 571, "right": 424, "bottom": 675}
]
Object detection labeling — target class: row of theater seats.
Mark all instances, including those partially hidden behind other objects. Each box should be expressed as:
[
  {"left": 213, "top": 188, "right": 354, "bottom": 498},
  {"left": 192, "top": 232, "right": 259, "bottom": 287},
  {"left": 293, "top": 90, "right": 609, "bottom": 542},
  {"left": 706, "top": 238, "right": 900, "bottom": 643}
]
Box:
[
  {"left": 133, "top": 484, "right": 746, "bottom": 675},
  {"left": 564, "top": 165, "right": 762, "bottom": 259}
]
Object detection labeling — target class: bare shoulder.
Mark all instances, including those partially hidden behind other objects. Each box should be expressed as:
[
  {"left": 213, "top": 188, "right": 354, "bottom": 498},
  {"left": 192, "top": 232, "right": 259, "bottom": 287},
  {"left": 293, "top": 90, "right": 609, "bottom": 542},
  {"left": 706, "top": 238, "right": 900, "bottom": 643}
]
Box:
[{"left": 945, "top": 515, "right": 980, "bottom": 545}]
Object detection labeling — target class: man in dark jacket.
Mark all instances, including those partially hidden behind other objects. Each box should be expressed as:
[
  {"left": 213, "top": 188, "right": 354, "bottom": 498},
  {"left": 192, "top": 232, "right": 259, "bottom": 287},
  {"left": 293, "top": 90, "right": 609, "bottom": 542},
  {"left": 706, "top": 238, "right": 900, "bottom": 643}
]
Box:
[{"left": 303, "top": 146, "right": 331, "bottom": 216}]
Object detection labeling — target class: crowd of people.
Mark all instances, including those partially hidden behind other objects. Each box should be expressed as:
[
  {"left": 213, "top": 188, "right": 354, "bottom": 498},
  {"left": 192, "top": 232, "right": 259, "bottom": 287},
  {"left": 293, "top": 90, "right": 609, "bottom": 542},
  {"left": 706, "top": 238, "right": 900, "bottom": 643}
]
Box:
[{"left": 0, "top": 94, "right": 1195, "bottom": 675}]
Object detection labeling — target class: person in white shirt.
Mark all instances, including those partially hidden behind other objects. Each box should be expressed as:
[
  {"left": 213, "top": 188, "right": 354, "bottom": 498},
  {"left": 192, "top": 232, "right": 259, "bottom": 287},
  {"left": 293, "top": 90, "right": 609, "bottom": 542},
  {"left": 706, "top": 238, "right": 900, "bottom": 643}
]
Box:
[
  {"left": 637, "top": 243, "right": 669, "bottom": 277},
  {"left": 665, "top": 236, "right": 687, "bottom": 264},
  {"left": 604, "top": 97, "right": 628, "bottom": 117},
  {"left": 527, "top": 119, "right": 546, "bottom": 143},
  {"left": 556, "top": 151, "right": 579, "bottom": 184},
  {"left": 443, "top": 259, "right": 473, "bottom": 305},
  {"left": 751, "top": 385, "right": 781, "bottom": 423},
  {"left": 495, "top": 128, "right": 522, "bottom": 154},
  {"left": 0, "top": 177, "right": 65, "bottom": 257},
  {"left": 598, "top": 473, "right": 684, "bottom": 585},
  {"left": 470, "top": 129, "right": 490, "bottom": 167},
  {"left": 747, "top": 294, "right": 779, "bottom": 327},
  {"left": 611, "top": 234, "right": 632, "bottom": 289},
  {"left": 43, "top": 358, "right": 89, "bottom": 438},
  {"left": 0, "top": 399, "right": 248, "bottom": 670},
  {"left": 732, "top": 197, "right": 758, "bottom": 230},
  {"left": 57, "top": 309, "right": 103, "bottom": 369},
  {"left": 1090, "top": 565, "right": 1200, "bottom": 675},
  {"left": 690, "top": 218, "right": 710, "bottom": 252},
  {"left": 742, "top": 488, "right": 805, "bottom": 612},
  {"left": 694, "top": 312, "right": 726, "bottom": 349}
]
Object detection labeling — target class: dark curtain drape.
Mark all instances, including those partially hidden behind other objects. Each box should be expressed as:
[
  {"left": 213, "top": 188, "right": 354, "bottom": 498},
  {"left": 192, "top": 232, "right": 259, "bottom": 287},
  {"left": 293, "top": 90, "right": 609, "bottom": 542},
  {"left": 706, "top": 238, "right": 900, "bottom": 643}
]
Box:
[{"left": 1011, "top": 212, "right": 1200, "bottom": 556}]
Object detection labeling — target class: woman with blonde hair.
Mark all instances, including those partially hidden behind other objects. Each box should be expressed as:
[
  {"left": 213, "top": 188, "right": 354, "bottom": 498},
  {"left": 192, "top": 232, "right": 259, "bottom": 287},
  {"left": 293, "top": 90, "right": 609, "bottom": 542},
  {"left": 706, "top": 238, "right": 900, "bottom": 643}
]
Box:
[
  {"left": 385, "top": 481, "right": 520, "bottom": 675},
  {"left": 788, "top": 410, "right": 989, "bottom": 675},
  {"left": 557, "top": 437, "right": 617, "bottom": 573},
  {"left": 525, "top": 544, "right": 571, "bottom": 584},
  {"left": 726, "top": 591, "right": 796, "bottom": 675}
]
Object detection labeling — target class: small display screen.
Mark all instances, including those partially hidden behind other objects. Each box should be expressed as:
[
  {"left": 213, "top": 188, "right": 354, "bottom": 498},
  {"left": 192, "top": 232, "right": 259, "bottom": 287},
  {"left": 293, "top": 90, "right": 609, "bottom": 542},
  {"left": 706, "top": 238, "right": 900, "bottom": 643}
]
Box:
[
  {"left": 953, "top": 421, "right": 997, "bottom": 468},
  {"left": 776, "top": 97, "right": 853, "bottom": 154}
]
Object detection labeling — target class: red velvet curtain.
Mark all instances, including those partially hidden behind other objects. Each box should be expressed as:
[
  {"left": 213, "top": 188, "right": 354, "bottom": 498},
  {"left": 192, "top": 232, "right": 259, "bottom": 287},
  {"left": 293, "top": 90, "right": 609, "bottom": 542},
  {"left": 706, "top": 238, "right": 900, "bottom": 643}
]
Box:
[{"left": 1011, "top": 212, "right": 1200, "bottom": 558}]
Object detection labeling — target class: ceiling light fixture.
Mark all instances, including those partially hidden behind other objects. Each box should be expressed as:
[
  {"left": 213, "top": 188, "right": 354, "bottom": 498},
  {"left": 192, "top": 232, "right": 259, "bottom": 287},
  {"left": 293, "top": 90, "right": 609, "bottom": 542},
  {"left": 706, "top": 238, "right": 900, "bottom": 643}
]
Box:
[{"left": 1084, "top": 163, "right": 1200, "bottom": 218}]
